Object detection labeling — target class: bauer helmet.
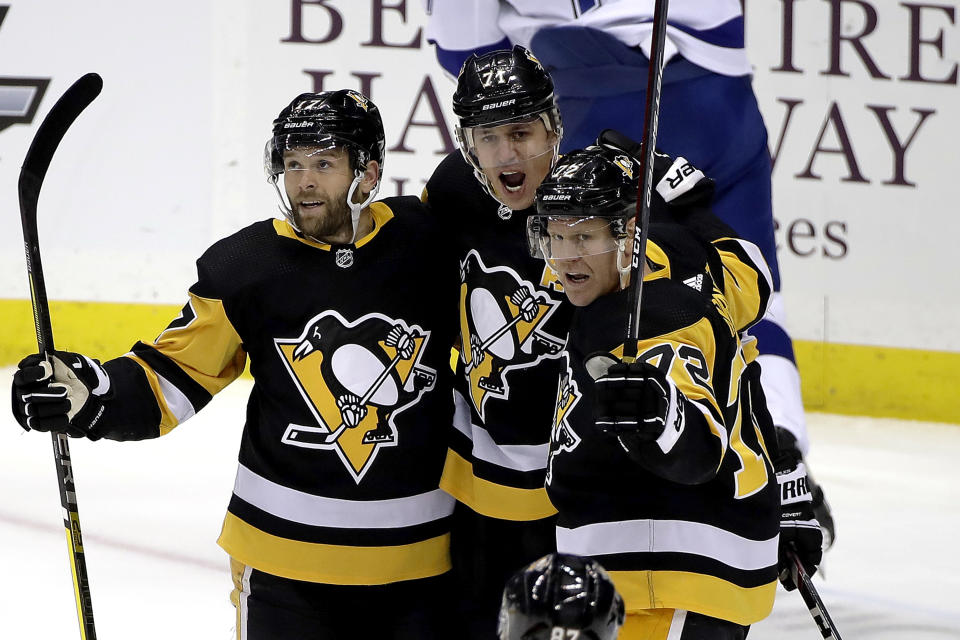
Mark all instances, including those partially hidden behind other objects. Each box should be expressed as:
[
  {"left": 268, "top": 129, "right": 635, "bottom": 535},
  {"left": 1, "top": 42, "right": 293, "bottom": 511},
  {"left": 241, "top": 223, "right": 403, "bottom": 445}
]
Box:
[
  {"left": 453, "top": 45, "right": 563, "bottom": 210},
  {"left": 498, "top": 553, "right": 625, "bottom": 640},
  {"left": 265, "top": 90, "right": 385, "bottom": 242},
  {"left": 528, "top": 146, "right": 639, "bottom": 289}
]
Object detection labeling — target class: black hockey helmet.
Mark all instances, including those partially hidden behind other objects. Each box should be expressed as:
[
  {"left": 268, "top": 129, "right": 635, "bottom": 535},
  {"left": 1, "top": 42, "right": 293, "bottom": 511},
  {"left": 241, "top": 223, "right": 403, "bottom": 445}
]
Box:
[
  {"left": 498, "top": 553, "right": 625, "bottom": 640},
  {"left": 527, "top": 146, "right": 639, "bottom": 261},
  {"left": 453, "top": 45, "right": 559, "bottom": 129},
  {"left": 453, "top": 46, "right": 563, "bottom": 208},
  {"left": 265, "top": 89, "right": 385, "bottom": 180}
]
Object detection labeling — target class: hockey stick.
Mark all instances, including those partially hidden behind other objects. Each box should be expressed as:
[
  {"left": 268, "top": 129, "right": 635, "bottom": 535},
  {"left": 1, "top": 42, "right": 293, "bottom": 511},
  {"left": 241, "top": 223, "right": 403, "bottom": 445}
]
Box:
[
  {"left": 622, "top": 0, "right": 670, "bottom": 362},
  {"left": 465, "top": 288, "right": 536, "bottom": 374},
  {"left": 322, "top": 328, "right": 421, "bottom": 445},
  {"left": 789, "top": 550, "right": 844, "bottom": 639},
  {"left": 322, "top": 350, "right": 406, "bottom": 445},
  {"left": 18, "top": 72, "right": 103, "bottom": 640}
]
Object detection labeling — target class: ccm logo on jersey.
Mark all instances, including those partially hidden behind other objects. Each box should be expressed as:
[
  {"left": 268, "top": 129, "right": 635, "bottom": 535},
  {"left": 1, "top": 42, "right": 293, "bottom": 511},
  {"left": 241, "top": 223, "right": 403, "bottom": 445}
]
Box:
[{"left": 483, "top": 99, "right": 517, "bottom": 110}]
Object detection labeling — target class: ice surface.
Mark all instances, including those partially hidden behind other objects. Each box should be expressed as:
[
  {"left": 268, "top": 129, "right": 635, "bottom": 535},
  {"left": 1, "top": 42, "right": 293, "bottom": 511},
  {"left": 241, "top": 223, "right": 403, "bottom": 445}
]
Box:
[{"left": 3, "top": 369, "right": 958, "bottom": 638}]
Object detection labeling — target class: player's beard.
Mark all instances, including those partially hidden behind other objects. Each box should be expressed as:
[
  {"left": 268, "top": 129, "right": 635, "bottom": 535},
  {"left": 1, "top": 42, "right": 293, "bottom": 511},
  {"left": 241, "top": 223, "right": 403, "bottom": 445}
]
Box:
[{"left": 294, "top": 185, "right": 352, "bottom": 242}]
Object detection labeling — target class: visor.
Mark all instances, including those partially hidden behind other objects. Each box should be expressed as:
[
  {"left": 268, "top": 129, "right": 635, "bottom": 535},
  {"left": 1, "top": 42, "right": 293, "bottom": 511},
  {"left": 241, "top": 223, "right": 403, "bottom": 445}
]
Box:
[
  {"left": 526, "top": 215, "right": 626, "bottom": 262},
  {"left": 264, "top": 134, "right": 355, "bottom": 179},
  {"left": 457, "top": 112, "right": 559, "bottom": 172}
]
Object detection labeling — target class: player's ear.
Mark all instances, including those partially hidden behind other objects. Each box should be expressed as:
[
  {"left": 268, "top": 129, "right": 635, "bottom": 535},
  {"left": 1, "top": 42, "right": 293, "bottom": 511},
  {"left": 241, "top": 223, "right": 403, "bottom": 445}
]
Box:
[
  {"left": 359, "top": 160, "right": 380, "bottom": 194},
  {"left": 623, "top": 218, "right": 637, "bottom": 260}
]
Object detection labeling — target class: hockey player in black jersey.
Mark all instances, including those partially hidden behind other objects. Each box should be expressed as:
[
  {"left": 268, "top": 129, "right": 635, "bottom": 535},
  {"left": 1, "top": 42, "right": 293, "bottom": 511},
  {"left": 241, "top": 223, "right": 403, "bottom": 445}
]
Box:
[
  {"left": 529, "top": 144, "right": 823, "bottom": 639},
  {"left": 498, "top": 553, "right": 626, "bottom": 640},
  {"left": 422, "top": 45, "right": 570, "bottom": 639},
  {"left": 11, "top": 90, "right": 459, "bottom": 639}
]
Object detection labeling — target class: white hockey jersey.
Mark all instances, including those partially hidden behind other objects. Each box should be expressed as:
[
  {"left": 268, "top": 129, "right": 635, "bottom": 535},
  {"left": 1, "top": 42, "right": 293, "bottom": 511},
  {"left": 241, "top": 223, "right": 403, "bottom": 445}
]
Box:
[{"left": 423, "top": 0, "right": 751, "bottom": 77}]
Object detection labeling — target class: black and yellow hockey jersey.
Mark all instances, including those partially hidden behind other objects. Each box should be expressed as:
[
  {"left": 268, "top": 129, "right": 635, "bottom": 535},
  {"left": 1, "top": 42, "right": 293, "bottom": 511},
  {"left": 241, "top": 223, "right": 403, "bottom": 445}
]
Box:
[
  {"left": 545, "top": 222, "right": 780, "bottom": 625},
  {"left": 96, "top": 197, "right": 459, "bottom": 585},
  {"left": 423, "top": 151, "right": 571, "bottom": 521}
]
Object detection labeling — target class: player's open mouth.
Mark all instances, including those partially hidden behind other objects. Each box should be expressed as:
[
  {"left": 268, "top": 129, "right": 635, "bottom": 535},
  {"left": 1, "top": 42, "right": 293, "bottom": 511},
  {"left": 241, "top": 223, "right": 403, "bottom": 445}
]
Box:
[
  {"left": 499, "top": 171, "right": 526, "bottom": 193},
  {"left": 564, "top": 272, "right": 589, "bottom": 285},
  {"left": 300, "top": 200, "right": 323, "bottom": 210}
]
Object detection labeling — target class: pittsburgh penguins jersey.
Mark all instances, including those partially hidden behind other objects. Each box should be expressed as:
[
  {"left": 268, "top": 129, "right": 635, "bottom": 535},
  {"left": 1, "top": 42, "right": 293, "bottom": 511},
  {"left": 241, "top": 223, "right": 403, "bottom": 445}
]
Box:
[
  {"left": 423, "top": 151, "right": 572, "bottom": 521},
  {"left": 644, "top": 149, "right": 772, "bottom": 369},
  {"left": 96, "top": 197, "right": 459, "bottom": 585},
  {"left": 546, "top": 224, "right": 779, "bottom": 625}
]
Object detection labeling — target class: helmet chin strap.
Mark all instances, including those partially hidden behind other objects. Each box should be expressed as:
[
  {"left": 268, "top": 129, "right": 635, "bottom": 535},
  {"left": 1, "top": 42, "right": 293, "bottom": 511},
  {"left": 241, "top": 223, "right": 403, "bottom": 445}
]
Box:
[
  {"left": 616, "top": 238, "right": 631, "bottom": 290},
  {"left": 271, "top": 176, "right": 300, "bottom": 230},
  {"left": 346, "top": 169, "right": 379, "bottom": 244}
]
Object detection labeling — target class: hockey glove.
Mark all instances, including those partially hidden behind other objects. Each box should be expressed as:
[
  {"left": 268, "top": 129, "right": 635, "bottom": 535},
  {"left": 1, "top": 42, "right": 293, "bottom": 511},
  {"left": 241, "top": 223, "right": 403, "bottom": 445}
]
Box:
[
  {"left": 594, "top": 361, "right": 686, "bottom": 456},
  {"left": 775, "top": 451, "right": 823, "bottom": 590},
  {"left": 11, "top": 351, "right": 112, "bottom": 440},
  {"left": 777, "top": 426, "right": 836, "bottom": 551}
]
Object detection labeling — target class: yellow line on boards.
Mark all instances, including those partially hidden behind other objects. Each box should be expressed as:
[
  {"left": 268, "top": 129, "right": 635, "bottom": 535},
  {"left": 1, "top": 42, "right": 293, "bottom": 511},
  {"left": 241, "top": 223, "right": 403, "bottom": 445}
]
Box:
[{"left": 1, "top": 299, "right": 957, "bottom": 424}]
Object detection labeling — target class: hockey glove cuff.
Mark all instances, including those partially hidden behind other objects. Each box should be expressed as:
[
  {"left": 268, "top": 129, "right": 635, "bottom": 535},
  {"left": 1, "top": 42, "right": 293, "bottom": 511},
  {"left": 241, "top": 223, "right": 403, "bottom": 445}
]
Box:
[
  {"left": 775, "top": 454, "right": 823, "bottom": 590},
  {"left": 777, "top": 426, "right": 836, "bottom": 551},
  {"left": 12, "top": 351, "right": 112, "bottom": 440}
]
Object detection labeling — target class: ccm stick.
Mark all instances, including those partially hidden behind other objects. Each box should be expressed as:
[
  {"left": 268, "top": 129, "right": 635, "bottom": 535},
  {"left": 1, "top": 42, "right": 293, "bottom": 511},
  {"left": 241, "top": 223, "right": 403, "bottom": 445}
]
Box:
[
  {"left": 18, "top": 72, "right": 103, "bottom": 640},
  {"left": 622, "top": 0, "right": 670, "bottom": 362},
  {"left": 790, "top": 550, "right": 844, "bottom": 639}
]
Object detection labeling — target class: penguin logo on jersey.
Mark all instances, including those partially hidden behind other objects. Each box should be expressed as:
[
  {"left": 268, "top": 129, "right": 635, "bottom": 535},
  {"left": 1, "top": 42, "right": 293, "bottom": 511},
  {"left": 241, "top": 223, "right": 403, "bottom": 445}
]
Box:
[
  {"left": 546, "top": 356, "right": 583, "bottom": 486},
  {"left": 460, "top": 250, "right": 565, "bottom": 419},
  {"left": 275, "top": 311, "right": 437, "bottom": 483}
]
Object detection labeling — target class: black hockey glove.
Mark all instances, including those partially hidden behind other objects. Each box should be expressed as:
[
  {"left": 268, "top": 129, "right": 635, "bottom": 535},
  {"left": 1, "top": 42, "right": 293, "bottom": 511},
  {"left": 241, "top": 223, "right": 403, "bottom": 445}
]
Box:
[
  {"left": 594, "top": 361, "right": 686, "bottom": 456},
  {"left": 775, "top": 450, "right": 823, "bottom": 590},
  {"left": 777, "top": 426, "right": 836, "bottom": 551},
  {"left": 11, "top": 351, "right": 112, "bottom": 440}
]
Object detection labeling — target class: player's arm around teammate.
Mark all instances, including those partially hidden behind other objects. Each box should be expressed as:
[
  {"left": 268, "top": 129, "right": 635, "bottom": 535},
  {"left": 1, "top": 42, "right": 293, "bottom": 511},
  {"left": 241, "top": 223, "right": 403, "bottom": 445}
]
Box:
[{"left": 12, "top": 90, "right": 460, "bottom": 640}]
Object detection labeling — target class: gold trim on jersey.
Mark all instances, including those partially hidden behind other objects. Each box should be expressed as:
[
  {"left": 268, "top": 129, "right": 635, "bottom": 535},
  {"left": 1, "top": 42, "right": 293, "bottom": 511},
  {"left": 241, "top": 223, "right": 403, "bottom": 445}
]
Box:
[
  {"left": 611, "top": 317, "right": 725, "bottom": 445},
  {"left": 609, "top": 570, "right": 777, "bottom": 626},
  {"left": 218, "top": 512, "right": 451, "bottom": 585},
  {"left": 152, "top": 293, "right": 246, "bottom": 395},
  {"left": 440, "top": 449, "right": 557, "bottom": 521},
  {"left": 123, "top": 353, "right": 182, "bottom": 435},
  {"left": 715, "top": 244, "right": 766, "bottom": 332},
  {"left": 644, "top": 240, "right": 672, "bottom": 281},
  {"left": 271, "top": 202, "right": 395, "bottom": 250}
]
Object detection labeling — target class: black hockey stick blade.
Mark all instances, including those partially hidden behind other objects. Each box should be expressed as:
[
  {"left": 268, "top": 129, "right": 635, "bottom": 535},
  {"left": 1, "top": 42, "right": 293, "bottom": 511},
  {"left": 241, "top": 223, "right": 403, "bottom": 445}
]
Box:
[
  {"left": 21, "top": 73, "right": 102, "bottom": 187},
  {"left": 19, "top": 72, "right": 102, "bottom": 354},
  {"left": 790, "top": 550, "right": 843, "bottom": 639},
  {"left": 622, "top": 0, "right": 669, "bottom": 361},
  {"left": 17, "top": 72, "right": 102, "bottom": 640}
]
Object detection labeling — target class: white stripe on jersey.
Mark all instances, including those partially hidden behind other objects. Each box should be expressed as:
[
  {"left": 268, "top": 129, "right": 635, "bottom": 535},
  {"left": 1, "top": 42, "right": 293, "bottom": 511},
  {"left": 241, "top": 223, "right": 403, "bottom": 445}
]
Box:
[
  {"left": 453, "top": 389, "right": 551, "bottom": 472},
  {"left": 424, "top": 0, "right": 751, "bottom": 77},
  {"left": 734, "top": 238, "right": 774, "bottom": 306},
  {"left": 232, "top": 463, "right": 454, "bottom": 529},
  {"left": 154, "top": 370, "right": 196, "bottom": 424},
  {"left": 557, "top": 518, "right": 778, "bottom": 571}
]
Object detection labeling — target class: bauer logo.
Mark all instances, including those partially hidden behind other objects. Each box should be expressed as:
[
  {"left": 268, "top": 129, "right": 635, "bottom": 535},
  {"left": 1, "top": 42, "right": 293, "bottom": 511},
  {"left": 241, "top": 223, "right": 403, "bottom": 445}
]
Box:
[
  {"left": 541, "top": 194, "right": 571, "bottom": 201},
  {"left": 0, "top": 7, "right": 50, "bottom": 134},
  {"left": 482, "top": 99, "right": 516, "bottom": 110}
]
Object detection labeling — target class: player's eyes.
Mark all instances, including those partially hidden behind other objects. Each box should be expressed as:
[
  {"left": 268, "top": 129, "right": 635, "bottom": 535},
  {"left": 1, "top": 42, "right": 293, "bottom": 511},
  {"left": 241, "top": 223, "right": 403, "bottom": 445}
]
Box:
[{"left": 285, "top": 161, "right": 302, "bottom": 170}]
